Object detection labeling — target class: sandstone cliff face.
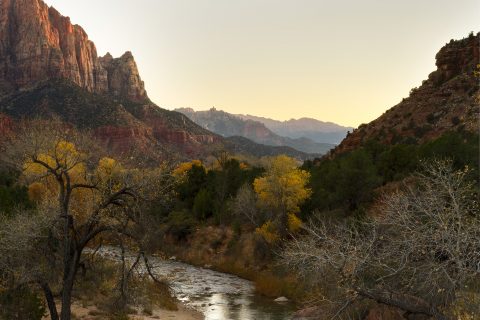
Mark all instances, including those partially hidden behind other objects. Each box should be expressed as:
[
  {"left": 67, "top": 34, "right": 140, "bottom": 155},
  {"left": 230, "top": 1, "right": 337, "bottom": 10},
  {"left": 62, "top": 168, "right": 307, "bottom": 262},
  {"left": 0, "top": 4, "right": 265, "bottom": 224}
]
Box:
[
  {"left": 0, "top": 0, "right": 146, "bottom": 102},
  {"left": 98, "top": 52, "right": 146, "bottom": 102},
  {"left": 331, "top": 33, "right": 479, "bottom": 156}
]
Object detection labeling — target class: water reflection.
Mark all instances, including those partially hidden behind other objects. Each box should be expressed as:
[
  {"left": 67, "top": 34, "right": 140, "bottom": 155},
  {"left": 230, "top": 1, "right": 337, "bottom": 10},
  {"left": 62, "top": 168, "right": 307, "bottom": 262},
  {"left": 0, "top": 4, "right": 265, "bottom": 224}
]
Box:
[{"left": 97, "top": 247, "right": 295, "bottom": 320}]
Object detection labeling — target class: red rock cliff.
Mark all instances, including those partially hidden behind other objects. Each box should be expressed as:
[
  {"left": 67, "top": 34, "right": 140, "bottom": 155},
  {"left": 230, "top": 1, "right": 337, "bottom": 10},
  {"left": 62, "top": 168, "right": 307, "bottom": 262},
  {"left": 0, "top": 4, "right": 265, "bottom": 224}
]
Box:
[{"left": 0, "top": 0, "right": 147, "bottom": 102}]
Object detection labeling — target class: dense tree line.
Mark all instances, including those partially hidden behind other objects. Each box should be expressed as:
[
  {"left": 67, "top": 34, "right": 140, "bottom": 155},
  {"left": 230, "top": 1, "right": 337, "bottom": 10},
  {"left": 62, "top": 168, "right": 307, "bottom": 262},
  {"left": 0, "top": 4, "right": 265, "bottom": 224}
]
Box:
[{"left": 301, "top": 131, "right": 479, "bottom": 217}]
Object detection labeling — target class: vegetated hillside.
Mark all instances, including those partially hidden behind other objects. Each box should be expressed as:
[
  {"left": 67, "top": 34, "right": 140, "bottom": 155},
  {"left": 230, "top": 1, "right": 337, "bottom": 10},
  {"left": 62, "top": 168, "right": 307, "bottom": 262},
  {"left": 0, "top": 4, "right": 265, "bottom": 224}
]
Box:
[
  {"left": 300, "top": 32, "right": 480, "bottom": 219},
  {"left": 176, "top": 107, "right": 334, "bottom": 155},
  {"left": 0, "top": 0, "right": 312, "bottom": 161},
  {"left": 236, "top": 114, "right": 353, "bottom": 145},
  {"left": 0, "top": 80, "right": 313, "bottom": 161},
  {"left": 223, "top": 136, "right": 310, "bottom": 159},
  {"left": 331, "top": 32, "right": 479, "bottom": 157}
]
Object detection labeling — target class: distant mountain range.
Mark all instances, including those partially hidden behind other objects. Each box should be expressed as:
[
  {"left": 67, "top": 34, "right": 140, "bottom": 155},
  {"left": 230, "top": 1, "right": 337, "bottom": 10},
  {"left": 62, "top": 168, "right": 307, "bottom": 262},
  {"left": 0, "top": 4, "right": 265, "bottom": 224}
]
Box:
[
  {"left": 175, "top": 108, "right": 340, "bottom": 155},
  {"left": 236, "top": 115, "right": 353, "bottom": 145}
]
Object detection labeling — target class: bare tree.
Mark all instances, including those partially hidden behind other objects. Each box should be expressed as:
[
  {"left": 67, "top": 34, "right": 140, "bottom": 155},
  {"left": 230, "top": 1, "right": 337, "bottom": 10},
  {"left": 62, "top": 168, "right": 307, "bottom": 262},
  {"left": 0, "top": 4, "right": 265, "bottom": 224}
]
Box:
[
  {"left": 0, "top": 119, "right": 173, "bottom": 320},
  {"left": 282, "top": 160, "right": 480, "bottom": 319},
  {"left": 232, "top": 183, "right": 259, "bottom": 226}
]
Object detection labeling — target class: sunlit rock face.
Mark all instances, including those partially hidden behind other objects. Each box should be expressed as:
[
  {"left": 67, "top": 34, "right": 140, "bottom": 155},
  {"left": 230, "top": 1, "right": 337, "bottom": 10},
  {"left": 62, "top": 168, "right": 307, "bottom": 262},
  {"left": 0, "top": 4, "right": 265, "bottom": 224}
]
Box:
[{"left": 0, "top": 0, "right": 147, "bottom": 102}]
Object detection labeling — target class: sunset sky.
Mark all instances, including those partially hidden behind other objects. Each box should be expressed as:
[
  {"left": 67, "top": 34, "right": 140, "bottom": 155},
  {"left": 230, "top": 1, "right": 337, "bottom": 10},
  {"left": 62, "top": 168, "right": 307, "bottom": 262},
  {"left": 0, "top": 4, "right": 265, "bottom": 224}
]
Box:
[{"left": 44, "top": 0, "right": 479, "bottom": 127}]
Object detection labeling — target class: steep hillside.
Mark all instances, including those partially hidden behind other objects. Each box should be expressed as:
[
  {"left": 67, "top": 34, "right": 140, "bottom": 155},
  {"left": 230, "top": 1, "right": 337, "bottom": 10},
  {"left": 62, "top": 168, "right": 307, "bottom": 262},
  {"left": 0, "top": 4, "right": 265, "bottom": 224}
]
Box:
[
  {"left": 0, "top": 0, "right": 311, "bottom": 161},
  {"left": 223, "top": 136, "right": 310, "bottom": 159},
  {"left": 0, "top": 80, "right": 313, "bottom": 160},
  {"left": 237, "top": 114, "right": 352, "bottom": 144},
  {"left": 176, "top": 107, "right": 334, "bottom": 155},
  {"left": 331, "top": 33, "right": 479, "bottom": 156}
]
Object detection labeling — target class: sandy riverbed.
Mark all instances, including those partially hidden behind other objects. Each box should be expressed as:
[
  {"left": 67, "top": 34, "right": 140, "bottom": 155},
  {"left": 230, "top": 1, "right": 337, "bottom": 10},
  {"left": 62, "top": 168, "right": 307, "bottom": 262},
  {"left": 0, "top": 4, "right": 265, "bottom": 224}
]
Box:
[{"left": 42, "top": 301, "right": 204, "bottom": 320}]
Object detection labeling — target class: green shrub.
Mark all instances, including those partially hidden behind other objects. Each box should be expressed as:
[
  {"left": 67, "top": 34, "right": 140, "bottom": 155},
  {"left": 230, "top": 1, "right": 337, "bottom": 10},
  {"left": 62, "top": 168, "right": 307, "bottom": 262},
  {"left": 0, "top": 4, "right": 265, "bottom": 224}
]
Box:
[
  {"left": 193, "top": 188, "right": 214, "bottom": 220},
  {"left": 414, "top": 125, "right": 431, "bottom": 138},
  {"left": 0, "top": 286, "right": 46, "bottom": 320},
  {"left": 167, "top": 210, "right": 196, "bottom": 240},
  {"left": 0, "top": 169, "right": 33, "bottom": 216}
]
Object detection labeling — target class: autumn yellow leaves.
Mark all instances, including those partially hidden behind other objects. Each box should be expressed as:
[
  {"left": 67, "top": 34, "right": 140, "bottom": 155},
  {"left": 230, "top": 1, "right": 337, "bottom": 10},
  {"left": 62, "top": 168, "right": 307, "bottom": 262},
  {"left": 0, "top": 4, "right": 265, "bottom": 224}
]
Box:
[
  {"left": 253, "top": 155, "right": 311, "bottom": 243},
  {"left": 172, "top": 155, "right": 311, "bottom": 244},
  {"left": 23, "top": 140, "right": 122, "bottom": 207}
]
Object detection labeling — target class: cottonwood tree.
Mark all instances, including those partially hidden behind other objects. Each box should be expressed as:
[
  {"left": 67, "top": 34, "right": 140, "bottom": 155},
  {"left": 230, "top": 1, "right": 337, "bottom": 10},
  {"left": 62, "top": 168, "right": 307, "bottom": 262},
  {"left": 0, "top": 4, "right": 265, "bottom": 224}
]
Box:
[
  {"left": 254, "top": 155, "right": 311, "bottom": 237},
  {"left": 0, "top": 120, "right": 171, "bottom": 320},
  {"left": 282, "top": 160, "right": 480, "bottom": 319}
]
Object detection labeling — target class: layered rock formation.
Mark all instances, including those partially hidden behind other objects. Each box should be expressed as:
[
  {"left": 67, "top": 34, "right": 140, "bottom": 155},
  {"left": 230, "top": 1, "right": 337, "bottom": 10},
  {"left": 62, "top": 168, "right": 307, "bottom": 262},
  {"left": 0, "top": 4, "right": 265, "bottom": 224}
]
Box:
[
  {"left": 0, "top": 0, "right": 146, "bottom": 102},
  {"left": 331, "top": 33, "right": 479, "bottom": 156}
]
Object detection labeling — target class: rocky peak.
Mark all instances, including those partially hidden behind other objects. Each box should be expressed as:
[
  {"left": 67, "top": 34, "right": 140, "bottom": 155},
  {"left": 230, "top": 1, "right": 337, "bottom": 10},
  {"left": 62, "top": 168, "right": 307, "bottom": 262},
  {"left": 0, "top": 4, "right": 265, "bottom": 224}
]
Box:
[
  {"left": 429, "top": 33, "right": 480, "bottom": 86},
  {"left": 99, "top": 51, "right": 147, "bottom": 102},
  {"left": 330, "top": 33, "right": 479, "bottom": 157},
  {"left": 0, "top": 0, "right": 148, "bottom": 102}
]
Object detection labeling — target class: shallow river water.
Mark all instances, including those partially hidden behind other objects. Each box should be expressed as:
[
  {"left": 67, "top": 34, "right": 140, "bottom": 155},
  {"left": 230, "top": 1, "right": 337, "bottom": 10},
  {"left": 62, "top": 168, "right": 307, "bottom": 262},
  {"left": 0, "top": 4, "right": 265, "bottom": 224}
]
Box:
[{"left": 97, "top": 247, "right": 295, "bottom": 320}]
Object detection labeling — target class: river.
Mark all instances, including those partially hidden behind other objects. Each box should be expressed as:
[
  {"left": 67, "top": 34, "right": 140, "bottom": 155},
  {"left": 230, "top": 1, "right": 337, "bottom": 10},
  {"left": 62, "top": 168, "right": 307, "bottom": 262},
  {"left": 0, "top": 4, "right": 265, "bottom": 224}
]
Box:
[{"left": 97, "top": 246, "right": 295, "bottom": 320}]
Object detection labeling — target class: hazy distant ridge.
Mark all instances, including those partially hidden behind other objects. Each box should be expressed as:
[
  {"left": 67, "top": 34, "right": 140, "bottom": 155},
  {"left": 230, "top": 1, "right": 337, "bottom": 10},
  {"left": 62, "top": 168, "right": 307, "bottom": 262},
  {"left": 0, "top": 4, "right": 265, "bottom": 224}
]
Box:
[
  {"left": 175, "top": 108, "right": 339, "bottom": 155},
  {"left": 236, "top": 114, "right": 353, "bottom": 145}
]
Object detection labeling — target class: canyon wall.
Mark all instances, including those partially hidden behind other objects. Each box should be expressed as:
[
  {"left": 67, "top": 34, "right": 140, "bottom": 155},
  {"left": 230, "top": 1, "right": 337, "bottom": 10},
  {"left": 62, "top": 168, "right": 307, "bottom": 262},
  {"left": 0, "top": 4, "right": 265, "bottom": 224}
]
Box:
[{"left": 0, "top": 0, "right": 146, "bottom": 102}]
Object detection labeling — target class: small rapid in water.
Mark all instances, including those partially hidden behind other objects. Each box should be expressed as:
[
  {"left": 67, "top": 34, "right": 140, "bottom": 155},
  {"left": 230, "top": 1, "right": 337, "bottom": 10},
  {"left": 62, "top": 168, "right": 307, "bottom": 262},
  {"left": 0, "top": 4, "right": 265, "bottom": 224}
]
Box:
[{"left": 96, "top": 246, "right": 295, "bottom": 320}]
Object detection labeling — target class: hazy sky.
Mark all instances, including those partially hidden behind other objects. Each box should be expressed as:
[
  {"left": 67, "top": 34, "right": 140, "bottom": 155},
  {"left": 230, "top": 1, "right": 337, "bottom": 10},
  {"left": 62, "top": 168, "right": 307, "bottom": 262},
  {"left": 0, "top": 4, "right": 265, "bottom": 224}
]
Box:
[{"left": 43, "top": 0, "right": 479, "bottom": 127}]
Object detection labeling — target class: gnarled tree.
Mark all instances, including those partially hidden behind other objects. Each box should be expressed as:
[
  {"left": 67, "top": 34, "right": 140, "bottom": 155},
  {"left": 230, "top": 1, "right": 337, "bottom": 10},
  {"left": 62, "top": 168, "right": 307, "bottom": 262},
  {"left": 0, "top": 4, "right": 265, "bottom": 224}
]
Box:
[
  {"left": 0, "top": 119, "right": 172, "bottom": 320},
  {"left": 282, "top": 160, "right": 480, "bottom": 319}
]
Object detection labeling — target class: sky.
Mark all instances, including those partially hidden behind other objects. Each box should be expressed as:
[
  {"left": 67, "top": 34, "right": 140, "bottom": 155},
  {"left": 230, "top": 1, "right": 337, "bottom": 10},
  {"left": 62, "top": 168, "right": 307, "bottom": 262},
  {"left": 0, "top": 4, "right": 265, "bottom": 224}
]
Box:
[{"left": 43, "top": 0, "right": 479, "bottom": 128}]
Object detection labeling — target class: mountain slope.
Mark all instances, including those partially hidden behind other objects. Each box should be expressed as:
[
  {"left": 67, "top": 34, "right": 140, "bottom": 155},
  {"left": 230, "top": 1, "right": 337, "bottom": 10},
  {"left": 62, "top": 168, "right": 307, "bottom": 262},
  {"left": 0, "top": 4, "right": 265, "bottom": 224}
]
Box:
[
  {"left": 236, "top": 114, "right": 353, "bottom": 145},
  {"left": 176, "top": 108, "right": 334, "bottom": 155},
  {"left": 0, "top": 0, "right": 312, "bottom": 161},
  {"left": 330, "top": 33, "right": 479, "bottom": 157}
]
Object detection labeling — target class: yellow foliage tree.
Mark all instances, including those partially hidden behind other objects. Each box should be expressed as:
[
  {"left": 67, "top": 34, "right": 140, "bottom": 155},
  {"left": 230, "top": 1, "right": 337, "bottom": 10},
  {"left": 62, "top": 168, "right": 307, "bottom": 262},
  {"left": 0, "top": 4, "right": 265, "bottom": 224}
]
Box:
[
  {"left": 255, "top": 220, "right": 280, "bottom": 244},
  {"left": 2, "top": 120, "right": 170, "bottom": 320},
  {"left": 253, "top": 155, "right": 310, "bottom": 237},
  {"left": 172, "top": 160, "right": 203, "bottom": 178},
  {"left": 288, "top": 213, "right": 303, "bottom": 233}
]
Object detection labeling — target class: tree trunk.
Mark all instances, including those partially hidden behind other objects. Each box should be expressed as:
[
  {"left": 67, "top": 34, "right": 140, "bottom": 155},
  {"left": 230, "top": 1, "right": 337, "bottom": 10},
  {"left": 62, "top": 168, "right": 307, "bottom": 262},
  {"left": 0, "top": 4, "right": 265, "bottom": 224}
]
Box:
[
  {"left": 356, "top": 288, "right": 450, "bottom": 320},
  {"left": 60, "top": 250, "right": 81, "bottom": 320},
  {"left": 60, "top": 274, "right": 74, "bottom": 320},
  {"left": 40, "top": 282, "right": 59, "bottom": 320},
  {"left": 277, "top": 205, "right": 289, "bottom": 239}
]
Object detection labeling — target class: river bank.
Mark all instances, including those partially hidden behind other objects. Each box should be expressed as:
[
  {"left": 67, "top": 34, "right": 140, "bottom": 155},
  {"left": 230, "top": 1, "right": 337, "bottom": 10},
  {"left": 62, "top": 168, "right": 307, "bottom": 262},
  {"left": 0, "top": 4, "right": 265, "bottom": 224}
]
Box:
[
  {"left": 42, "top": 301, "right": 203, "bottom": 320},
  {"left": 97, "top": 246, "right": 296, "bottom": 320},
  {"left": 162, "top": 225, "right": 304, "bottom": 301}
]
